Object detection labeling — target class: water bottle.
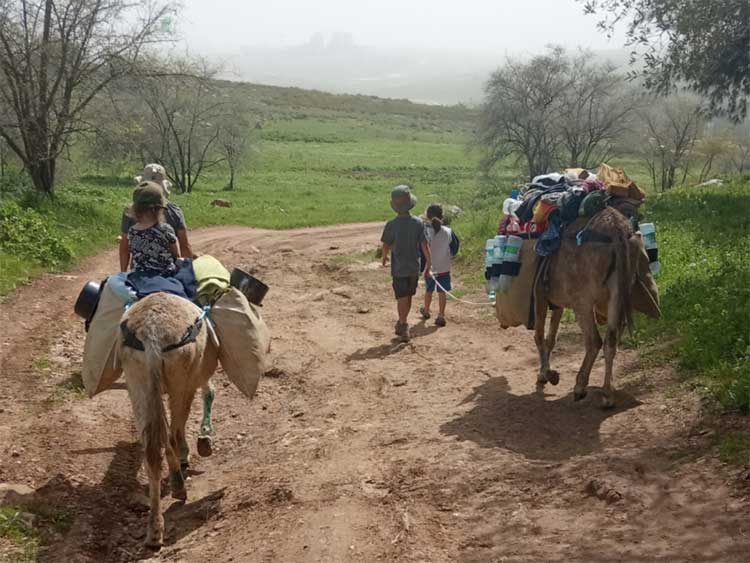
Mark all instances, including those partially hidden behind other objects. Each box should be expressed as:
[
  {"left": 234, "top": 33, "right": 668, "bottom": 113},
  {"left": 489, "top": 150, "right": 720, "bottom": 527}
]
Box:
[
  {"left": 484, "top": 238, "right": 495, "bottom": 301},
  {"left": 488, "top": 236, "right": 504, "bottom": 291},
  {"left": 498, "top": 235, "right": 523, "bottom": 292},
  {"left": 639, "top": 223, "right": 661, "bottom": 276}
]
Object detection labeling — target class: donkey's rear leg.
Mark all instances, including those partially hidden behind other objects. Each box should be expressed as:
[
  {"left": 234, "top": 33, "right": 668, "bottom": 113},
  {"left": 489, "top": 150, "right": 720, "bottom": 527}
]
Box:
[
  {"left": 574, "top": 309, "right": 602, "bottom": 401},
  {"left": 145, "top": 455, "right": 164, "bottom": 548},
  {"left": 168, "top": 390, "right": 196, "bottom": 501},
  {"left": 534, "top": 303, "right": 550, "bottom": 389},
  {"left": 534, "top": 303, "right": 560, "bottom": 388},
  {"left": 544, "top": 307, "right": 563, "bottom": 385},
  {"left": 197, "top": 383, "right": 215, "bottom": 457},
  {"left": 601, "top": 288, "right": 622, "bottom": 409}
]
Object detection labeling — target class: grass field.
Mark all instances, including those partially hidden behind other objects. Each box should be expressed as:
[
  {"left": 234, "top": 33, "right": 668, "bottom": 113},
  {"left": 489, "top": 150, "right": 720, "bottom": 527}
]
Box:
[{"left": 1, "top": 80, "right": 748, "bottom": 413}]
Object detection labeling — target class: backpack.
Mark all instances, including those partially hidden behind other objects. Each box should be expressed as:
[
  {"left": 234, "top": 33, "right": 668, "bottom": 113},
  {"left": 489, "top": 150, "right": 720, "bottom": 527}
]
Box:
[{"left": 449, "top": 230, "right": 460, "bottom": 256}]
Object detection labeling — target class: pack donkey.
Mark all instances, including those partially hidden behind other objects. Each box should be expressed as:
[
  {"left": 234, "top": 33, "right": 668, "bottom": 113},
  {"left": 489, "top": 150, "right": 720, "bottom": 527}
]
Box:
[
  {"left": 117, "top": 292, "right": 219, "bottom": 548},
  {"left": 533, "top": 207, "right": 660, "bottom": 408}
]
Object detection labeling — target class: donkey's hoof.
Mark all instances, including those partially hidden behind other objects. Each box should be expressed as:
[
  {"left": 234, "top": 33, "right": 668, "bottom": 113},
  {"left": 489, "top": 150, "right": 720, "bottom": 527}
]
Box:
[
  {"left": 546, "top": 370, "right": 560, "bottom": 385},
  {"left": 600, "top": 395, "right": 616, "bottom": 409},
  {"left": 145, "top": 528, "right": 163, "bottom": 550},
  {"left": 144, "top": 537, "right": 162, "bottom": 551},
  {"left": 573, "top": 389, "right": 587, "bottom": 401},
  {"left": 197, "top": 436, "right": 213, "bottom": 457},
  {"left": 171, "top": 487, "right": 188, "bottom": 501}
]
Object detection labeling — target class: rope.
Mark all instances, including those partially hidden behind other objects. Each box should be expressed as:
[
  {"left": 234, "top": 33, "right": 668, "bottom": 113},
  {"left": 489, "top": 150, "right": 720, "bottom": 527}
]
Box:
[{"left": 427, "top": 271, "right": 496, "bottom": 307}]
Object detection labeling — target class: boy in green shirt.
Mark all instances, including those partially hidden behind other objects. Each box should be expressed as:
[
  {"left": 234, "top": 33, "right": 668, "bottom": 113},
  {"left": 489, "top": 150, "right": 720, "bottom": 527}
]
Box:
[{"left": 381, "top": 185, "right": 432, "bottom": 342}]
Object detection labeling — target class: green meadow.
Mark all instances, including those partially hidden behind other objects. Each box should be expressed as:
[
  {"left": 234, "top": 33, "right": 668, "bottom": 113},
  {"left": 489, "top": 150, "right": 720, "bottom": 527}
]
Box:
[{"left": 0, "top": 82, "right": 748, "bottom": 412}]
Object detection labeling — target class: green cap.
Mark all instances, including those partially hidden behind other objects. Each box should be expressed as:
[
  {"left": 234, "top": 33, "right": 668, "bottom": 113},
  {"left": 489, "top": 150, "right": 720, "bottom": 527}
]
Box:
[
  {"left": 133, "top": 181, "right": 166, "bottom": 208},
  {"left": 390, "top": 184, "right": 416, "bottom": 213}
]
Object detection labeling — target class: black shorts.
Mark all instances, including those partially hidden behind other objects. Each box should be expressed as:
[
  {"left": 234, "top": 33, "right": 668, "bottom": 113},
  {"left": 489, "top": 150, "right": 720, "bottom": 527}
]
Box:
[{"left": 392, "top": 275, "right": 418, "bottom": 299}]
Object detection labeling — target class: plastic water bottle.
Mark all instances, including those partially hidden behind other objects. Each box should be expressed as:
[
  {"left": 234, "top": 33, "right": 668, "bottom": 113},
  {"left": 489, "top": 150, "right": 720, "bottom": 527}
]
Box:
[
  {"left": 488, "top": 236, "right": 505, "bottom": 292},
  {"left": 498, "top": 235, "right": 523, "bottom": 293},
  {"left": 485, "top": 239, "right": 495, "bottom": 297},
  {"left": 639, "top": 223, "right": 661, "bottom": 276}
]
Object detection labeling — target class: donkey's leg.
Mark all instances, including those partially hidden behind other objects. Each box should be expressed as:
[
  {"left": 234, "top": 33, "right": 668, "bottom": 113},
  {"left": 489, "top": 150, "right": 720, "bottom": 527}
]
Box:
[
  {"left": 574, "top": 309, "right": 602, "bottom": 401},
  {"left": 125, "top": 371, "right": 164, "bottom": 548},
  {"left": 167, "top": 391, "right": 194, "bottom": 501},
  {"left": 544, "top": 307, "right": 564, "bottom": 385},
  {"left": 145, "top": 449, "right": 164, "bottom": 548},
  {"left": 534, "top": 303, "right": 551, "bottom": 389},
  {"left": 601, "top": 288, "right": 621, "bottom": 409},
  {"left": 197, "top": 383, "right": 215, "bottom": 457},
  {"left": 601, "top": 326, "right": 618, "bottom": 409}
]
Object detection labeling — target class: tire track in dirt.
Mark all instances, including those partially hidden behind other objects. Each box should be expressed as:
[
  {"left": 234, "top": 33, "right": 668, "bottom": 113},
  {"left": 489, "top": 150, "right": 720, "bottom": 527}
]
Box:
[{"left": 1, "top": 223, "right": 747, "bottom": 563}]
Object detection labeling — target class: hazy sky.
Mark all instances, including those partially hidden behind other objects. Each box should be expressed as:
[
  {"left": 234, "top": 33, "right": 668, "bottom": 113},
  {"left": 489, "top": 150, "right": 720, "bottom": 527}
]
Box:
[{"left": 180, "top": 0, "right": 627, "bottom": 54}]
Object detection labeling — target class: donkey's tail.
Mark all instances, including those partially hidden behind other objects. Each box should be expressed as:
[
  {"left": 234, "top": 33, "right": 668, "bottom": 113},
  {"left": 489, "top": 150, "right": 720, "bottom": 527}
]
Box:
[
  {"left": 142, "top": 326, "right": 168, "bottom": 473},
  {"left": 615, "top": 231, "right": 634, "bottom": 337}
]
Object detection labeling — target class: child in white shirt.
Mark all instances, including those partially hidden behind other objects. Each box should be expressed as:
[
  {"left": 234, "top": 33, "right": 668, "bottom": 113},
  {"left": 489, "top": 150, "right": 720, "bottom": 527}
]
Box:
[{"left": 419, "top": 204, "right": 456, "bottom": 327}]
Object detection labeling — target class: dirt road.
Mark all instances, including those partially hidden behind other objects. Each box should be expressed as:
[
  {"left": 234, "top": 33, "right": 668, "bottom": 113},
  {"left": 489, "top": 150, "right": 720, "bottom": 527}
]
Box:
[{"left": 0, "top": 223, "right": 747, "bottom": 563}]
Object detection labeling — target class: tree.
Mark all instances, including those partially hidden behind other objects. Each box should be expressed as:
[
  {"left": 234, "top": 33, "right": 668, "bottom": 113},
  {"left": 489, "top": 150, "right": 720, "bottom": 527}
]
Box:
[
  {"left": 728, "top": 120, "right": 750, "bottom": 175},
  {"left": 693, "top": 132, "right": 733, "bottom": 183},
  {"left": 581, "top": 0, "right": 750, "bottom": 121},
  {"left": 477, "top": 48, "right": 637, "bottom": 179},
  {"left": 0, "top": 0, "right": 174, "bottom": 194},
  {"left": 477, "top": 47, "right": 572, "bottom": 180},
  {"left": 132, "top": 59, "right": 227, "bottom": 193},
  {"left": 84, "top": 92, "right": 148, "bottom": 177},
  {"left": 636, "top": 96, "right": 704, "bottom": 191},
  {"left": 218, "top": 116, "right": 252, "bottom": 191},
  {"left": 558, "top": 55, "right": 638, "bottom": 168},
  {"left": 0, "top": 136, "right": 9, "bottom": 179}
]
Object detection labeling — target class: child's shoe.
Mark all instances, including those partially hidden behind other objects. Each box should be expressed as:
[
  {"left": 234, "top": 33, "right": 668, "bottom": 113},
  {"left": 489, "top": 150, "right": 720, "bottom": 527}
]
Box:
[
  {"left": 435, "top": 315, "right": 446, "bottom": 327},
  {"left": 419, "top": 306, "right": 431, "bottom": 320},
  {"left": 395, "top": 321, "right": 410, "bottom": 342}
]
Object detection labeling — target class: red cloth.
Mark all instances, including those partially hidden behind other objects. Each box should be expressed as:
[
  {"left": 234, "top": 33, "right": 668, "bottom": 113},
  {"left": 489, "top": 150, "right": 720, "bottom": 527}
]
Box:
[{"left": 498, "top": 215, "right": 544, "bottom": 236}]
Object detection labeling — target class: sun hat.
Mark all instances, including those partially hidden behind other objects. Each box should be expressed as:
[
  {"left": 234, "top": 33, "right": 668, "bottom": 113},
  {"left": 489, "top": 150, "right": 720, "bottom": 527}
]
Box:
[
  {"left": 135, "top": 163, "right": 172, "bottom": 196},
  {"left": 133, "top": 181, "right": 166, "bottom": 208},
  {"left": 390, "top": 184, "right": 417, "bottom": 214}
]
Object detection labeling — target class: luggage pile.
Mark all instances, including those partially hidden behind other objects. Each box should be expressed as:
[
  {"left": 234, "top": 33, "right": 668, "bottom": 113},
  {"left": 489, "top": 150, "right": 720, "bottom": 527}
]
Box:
[
  {"left": 499, "top": 163, "right": 647, "bottom": 250},
  {"left": 489, "top": 163, "right": 661, "bottom": 328},
  {"left": 75, "top": 256, "right": 271, "bottom": 399}
]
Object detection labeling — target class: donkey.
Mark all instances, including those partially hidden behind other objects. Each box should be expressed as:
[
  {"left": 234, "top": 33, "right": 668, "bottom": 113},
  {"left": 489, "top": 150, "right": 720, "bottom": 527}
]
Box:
[
  {"left": 117, "top": 292, "right": 219, "bottom": 548},
  {"left": 533, "top": 207, "right": 657, "bottom": 408}
]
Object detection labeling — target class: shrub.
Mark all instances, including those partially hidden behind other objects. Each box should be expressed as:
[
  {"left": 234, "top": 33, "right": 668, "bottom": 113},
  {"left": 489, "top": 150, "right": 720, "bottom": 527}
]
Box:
[{"left": 0, "top": 201, "right": 73, "bottom": 267}]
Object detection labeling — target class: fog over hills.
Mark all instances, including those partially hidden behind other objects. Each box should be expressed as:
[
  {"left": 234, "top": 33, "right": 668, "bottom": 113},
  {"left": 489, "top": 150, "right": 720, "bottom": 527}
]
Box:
[{"left": 211, "top": 33, "right": 632, "bottom": 106}]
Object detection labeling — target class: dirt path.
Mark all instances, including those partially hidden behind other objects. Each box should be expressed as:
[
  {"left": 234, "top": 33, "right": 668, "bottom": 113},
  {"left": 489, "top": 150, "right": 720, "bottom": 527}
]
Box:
[{"left": 0, "top": 223, "right": 747, "bottom": 563}]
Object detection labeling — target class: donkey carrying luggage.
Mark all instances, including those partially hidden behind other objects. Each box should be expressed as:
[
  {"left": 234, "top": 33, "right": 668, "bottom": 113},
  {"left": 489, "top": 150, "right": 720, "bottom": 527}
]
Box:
[{"left": 532, "top": 207, "right": 660, "bottom": 408}]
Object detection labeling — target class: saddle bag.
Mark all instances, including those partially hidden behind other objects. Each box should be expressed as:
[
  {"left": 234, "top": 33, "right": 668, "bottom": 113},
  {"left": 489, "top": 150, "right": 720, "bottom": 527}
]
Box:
[
  {"left": 495, "top": 239, "right": 537, "bottom": 329},
  {"left": 211, "top": 287, "right": 270, "bottom": 399},
  {"left": 82, "top": 281, "right": 128, "bottom": 396}
]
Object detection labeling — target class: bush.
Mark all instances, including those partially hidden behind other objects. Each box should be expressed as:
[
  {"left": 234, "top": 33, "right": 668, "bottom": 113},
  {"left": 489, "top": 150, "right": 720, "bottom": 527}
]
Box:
[
  {"left": 0, "top": 201, "right": 73, "bottom": 267},
  {"left": 634, "top": 179, "right": 750, "bottom": 413}
]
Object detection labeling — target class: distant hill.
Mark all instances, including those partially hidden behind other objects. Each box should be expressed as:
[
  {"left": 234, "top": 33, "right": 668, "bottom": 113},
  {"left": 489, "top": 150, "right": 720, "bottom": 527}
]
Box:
[
  {"left": 216, "top": 41, "right": 634, "bottom": 105},
  {"left": 214, "top": 79, "right": 478, "bottom": 127}
]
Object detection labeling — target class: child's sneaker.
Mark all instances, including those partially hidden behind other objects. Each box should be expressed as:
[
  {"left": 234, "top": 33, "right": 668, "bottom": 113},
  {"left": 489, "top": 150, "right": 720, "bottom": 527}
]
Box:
[
  {"left": 394, "top": 321, "right": 410, "bottom": 341},
  {"left": 419, "top": 306, "right": 431, "bottom": 320},
  {"left": 435, "top": 315, "right": 446, "bottom": 327}
]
